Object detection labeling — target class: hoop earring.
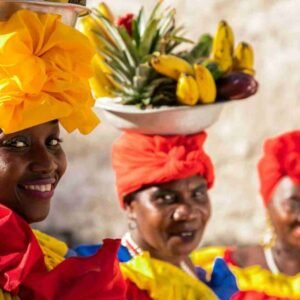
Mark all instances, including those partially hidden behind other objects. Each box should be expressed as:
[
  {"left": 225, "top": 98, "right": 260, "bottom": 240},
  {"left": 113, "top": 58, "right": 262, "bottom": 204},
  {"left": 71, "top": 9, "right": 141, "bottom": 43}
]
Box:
[
  {"left": 128, "top": 217, "right": 137, "bottom": 231},
  {"left": 261, "top": 213, "right": 276, "bottom": 248}
]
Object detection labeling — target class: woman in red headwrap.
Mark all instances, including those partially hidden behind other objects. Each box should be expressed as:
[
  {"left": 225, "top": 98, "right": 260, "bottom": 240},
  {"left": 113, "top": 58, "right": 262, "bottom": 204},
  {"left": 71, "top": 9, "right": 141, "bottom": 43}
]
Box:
[
  {"left": 74, "top": 131, "right": 239, "bottom": 300},
  {"left": 0, "top": 8, "right": 126, "bottom": 300},
  {"left": 192, "top": 130, "right": 300, "bottom": 299}
]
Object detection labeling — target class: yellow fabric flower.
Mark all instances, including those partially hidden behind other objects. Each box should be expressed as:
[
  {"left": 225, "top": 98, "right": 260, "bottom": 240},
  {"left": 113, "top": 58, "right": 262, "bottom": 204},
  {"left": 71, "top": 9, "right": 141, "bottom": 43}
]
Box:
[
  {"left": 0, "top": 9, "right": 99, "bottom": 134},
  {"left": 121, "top": 252, "right": 217, "bottom": 300}
]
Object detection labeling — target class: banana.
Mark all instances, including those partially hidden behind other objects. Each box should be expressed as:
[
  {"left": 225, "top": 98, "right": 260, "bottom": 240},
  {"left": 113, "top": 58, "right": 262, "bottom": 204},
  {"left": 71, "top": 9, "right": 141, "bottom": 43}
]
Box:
[
  {"left": 176, "top": 73, "right": 199, "bottom": 106},
  {"left": 96, "top": 2, "right": 114, "bottom": 23},
  {"left": 90, "top": 55, "right": 114, "bottom": 98},
  {"left": 211, "top": 20, "right": 234, "bottom": 73},
  {"left": 151, "top": 53, "right": 194, "bottom": 80},
  {"left": 233, "top": 42, "right": 255, "bottom": 75},
  {"left": 80, "top": 16, "right": 105, "bottom": 50},
  {"left": 194, "top": 64, "right": 216, "bottom": 104}
]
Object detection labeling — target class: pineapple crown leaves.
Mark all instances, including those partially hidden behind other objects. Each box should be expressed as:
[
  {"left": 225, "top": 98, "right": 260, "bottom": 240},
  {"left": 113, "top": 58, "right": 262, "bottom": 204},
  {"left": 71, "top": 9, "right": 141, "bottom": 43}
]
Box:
[{"left": 88, "top": 2, "right": 192, "bottom": 105}]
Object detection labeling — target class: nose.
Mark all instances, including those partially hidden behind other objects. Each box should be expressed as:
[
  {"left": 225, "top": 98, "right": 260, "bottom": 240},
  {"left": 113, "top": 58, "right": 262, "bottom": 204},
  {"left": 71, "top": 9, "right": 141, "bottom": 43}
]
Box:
[
  {"left": 30, "top": 145, "right": 58, "bottom": 174},
  {"left": 172, "top": 202, "right": 198, "bottom": 221}
]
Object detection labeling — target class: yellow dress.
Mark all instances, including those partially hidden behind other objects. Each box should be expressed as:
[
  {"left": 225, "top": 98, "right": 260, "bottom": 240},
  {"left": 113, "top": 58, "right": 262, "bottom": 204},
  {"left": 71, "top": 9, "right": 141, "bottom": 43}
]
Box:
[
  {"left": 191, "top": 246, "right": 300, "bottom": 299},
  {"left": 120, "top": 251, "right": 218, "bottom": 300}
]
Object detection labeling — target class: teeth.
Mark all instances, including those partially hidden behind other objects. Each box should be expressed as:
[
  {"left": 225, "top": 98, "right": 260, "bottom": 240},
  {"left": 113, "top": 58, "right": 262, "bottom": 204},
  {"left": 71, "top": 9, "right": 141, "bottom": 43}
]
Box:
[
  {"left": 24, "top": 184, "right": 52, "bottom": 192},
  {"left": 181, "top": 232, "right": 193, "bottom": 237}
]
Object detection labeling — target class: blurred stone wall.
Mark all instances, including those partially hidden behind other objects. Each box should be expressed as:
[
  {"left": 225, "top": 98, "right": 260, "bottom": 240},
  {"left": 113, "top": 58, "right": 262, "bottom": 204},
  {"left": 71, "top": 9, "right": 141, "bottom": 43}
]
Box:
[{"left": 35, "top": 0, "right": 300, "bottom": 247}]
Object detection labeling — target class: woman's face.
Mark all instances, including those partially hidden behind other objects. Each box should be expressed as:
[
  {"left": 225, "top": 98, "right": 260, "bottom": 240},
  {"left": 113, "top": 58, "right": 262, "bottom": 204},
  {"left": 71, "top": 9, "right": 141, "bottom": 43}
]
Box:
[
  {"left": 127, "top": 175, "right": 211, "bottom": 263},
  {"left": 0, "top": 121, "right": 66, "bottom": 223},
  {"left": 268, "top": 177, "right": 300, "bottom": 249}
]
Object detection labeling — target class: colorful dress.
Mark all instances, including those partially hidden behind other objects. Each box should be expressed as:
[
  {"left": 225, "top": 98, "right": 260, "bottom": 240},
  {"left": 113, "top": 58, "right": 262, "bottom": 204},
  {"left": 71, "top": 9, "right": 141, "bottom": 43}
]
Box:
[
  {"left": 74, "top": 240, "right": 239, "bottom": 300},
  {"left": 191, "top": 246, "right": 300, "bottom": 300},
  {"left": 0, "top": 204, "right": 126, "bottom": 300}
]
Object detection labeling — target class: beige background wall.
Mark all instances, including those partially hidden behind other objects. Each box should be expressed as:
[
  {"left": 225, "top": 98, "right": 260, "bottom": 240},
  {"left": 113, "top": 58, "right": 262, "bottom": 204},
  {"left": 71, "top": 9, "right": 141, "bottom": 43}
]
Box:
[{"left": 36, "top": 0, "right": 300, "bottom": 247}]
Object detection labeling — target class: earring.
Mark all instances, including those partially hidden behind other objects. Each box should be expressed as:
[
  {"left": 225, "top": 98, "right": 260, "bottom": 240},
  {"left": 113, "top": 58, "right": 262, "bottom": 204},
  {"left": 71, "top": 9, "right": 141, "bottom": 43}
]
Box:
[
  {"left": 128, "top": 217, "right": 137, "bottom": 231},
  {"left": 261, "top": 213, "right": 276, "bottom": 248}
]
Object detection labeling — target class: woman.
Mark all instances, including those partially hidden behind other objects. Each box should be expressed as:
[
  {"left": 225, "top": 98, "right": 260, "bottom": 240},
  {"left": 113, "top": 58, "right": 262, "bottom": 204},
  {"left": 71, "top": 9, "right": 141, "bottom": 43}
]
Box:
[
  {"left": 75, "top": 131, "right": 239, "bottom": 300},
  {"left": 0, "top": 8, "right": 126, "bottom": 300},
  {"left": 192, "top": 130, "right": 300, "bottom": 299}
]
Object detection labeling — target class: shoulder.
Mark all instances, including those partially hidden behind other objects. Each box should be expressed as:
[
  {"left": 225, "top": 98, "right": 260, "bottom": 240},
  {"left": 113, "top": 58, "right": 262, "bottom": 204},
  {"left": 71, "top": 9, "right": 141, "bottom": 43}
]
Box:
[
  {"left": 191, "top": 246, "right": 229, "bottom": 270},
  {"left": 231, "top": 245, "right": 266, "bottom": 268},
  {"left": 71, "top": 243, "right": 132, "bottom": 262}
]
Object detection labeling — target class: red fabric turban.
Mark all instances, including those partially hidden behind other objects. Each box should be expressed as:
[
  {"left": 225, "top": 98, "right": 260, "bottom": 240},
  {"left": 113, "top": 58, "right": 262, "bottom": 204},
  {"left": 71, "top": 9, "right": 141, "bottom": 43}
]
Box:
[
  {"left": 258, "top": 130, "right": 300, "bottom": 206},
  {"left": 112, "top": 132, "right": 214, "bottom": 207}
]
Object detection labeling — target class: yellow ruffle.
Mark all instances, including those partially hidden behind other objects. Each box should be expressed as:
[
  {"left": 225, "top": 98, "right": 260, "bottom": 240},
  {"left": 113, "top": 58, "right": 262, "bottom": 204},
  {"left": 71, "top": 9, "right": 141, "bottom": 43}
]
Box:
[
  {"left": 0, "top": 10, "right": 99, "bottom": 134},
  {"left": 33, "top": 229, "right": 67, "bottom": 271},
  {"left": 120, "top": 252, "right": 217, "bottom": 300},
  {"left": 192, "top": 246, "right": 300, "bottom": 299},
  {"left": 0, "top": 289, "right": 19, "bottom": 300}
]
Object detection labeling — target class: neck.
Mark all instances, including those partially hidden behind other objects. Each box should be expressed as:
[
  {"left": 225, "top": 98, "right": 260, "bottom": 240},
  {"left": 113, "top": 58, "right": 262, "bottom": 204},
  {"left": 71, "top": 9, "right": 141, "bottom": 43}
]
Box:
[
  {"left": 272, "top": 241, "right": 300, "bottom": 276},
  {"left": 128, "top": 231, "right": 188, "bottom": 267}
]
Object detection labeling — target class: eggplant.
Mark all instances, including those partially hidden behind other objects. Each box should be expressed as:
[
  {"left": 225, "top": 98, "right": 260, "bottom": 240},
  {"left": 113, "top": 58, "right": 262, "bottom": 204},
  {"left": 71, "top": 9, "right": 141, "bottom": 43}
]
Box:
[{"left": 216, "top": 72, "right": 258, "bottom": 101}]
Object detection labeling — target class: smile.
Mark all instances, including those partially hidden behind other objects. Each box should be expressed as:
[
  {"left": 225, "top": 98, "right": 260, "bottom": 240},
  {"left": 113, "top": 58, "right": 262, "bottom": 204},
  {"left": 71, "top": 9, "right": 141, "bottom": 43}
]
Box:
[
  {"left": 23, "top": 184, "right": 53, "bottom": 192},
  {"left": 18, "top": 178, "right": 57, "bottom": 199},
  {"left": 169, "top": 230, "right": 197, "bottom": 242}
]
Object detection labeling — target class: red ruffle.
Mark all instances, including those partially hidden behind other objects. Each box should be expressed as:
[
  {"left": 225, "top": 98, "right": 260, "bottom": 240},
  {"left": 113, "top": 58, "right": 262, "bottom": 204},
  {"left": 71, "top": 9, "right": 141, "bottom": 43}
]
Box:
[
  {"left": 0, "top": 204, "right": 126, "bottom": 299},
  {"left": 232, "top": 291, "right": 291, "bottom": 300}
]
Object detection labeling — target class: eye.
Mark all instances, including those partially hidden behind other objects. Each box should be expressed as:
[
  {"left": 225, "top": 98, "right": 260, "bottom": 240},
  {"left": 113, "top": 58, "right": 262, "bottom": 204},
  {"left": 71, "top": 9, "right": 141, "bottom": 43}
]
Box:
[
  {"left": 192, "top": 187, "right": 208, "bottom": 202},
  {"left": 1, "top": 136, "right": 28, "bottom": 148},
  {"left": 47, "top": 137, "right": 63, "bottom": 147},
  {"left": 154, "top": 191, "right": 178, "bottom": 205}
]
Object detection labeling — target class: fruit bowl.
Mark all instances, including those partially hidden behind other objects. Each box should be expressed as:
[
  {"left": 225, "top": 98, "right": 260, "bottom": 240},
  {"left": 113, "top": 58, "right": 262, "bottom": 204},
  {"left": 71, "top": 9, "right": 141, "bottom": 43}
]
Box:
[
  {"left": 95, "top": 98, "right": 225, "bottom": 135},
  {"left": 0, "top": 0, "right": 89, "bottom": 26}
]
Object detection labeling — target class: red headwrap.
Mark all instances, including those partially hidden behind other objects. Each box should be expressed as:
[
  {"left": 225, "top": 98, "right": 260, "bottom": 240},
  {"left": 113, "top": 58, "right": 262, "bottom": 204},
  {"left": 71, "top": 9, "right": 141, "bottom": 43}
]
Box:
[
  {"left": 112, "top": 132, "right": 214, "bottom": 207},
  {"left": 258, "top": 130, "right": 300, "bottom": 206}
]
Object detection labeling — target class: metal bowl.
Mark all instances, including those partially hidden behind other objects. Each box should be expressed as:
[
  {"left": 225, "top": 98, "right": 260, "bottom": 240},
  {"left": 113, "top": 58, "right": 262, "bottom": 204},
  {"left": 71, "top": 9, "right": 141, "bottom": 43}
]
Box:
[
  {"left": 0, "top": 0, "right": 90, "bottom": 27},
  {"left": 95, "top": 98, "right": 225, "bottom": 135}
]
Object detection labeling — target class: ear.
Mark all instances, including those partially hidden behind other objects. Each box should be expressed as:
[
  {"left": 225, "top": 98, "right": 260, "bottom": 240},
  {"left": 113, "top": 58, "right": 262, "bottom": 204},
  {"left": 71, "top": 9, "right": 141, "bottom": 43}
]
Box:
[{"left": 124, "top": 197, "right": 137, "bottom": 219}]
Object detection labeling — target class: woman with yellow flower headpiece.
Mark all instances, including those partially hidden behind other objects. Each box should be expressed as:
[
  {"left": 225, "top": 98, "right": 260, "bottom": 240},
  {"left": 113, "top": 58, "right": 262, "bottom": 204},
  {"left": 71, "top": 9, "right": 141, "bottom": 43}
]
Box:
[{"left": 0, "top": 6, "right": 126, "bottom": 300}]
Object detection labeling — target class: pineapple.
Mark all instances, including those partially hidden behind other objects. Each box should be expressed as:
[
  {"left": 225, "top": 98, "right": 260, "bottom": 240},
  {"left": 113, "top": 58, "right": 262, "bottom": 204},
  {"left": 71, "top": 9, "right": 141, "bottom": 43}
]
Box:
[{"left": 81, "top": 2, "right": 194, "bottom": 108}]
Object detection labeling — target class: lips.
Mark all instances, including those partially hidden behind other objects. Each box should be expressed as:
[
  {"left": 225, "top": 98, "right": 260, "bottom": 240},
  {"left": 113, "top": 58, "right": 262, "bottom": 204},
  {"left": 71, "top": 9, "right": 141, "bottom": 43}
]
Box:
[
  {"left": 169, "top": 230, "right": 197, "bottom": 243},
  {"left": 18, "top": 178, "right": 57, "bottom": 199}
]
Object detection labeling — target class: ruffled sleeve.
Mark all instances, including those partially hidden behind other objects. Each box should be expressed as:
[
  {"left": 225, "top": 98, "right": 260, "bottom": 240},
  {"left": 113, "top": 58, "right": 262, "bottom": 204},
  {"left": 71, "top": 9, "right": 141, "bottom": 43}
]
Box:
[{"left": 120, "top": 252, "right": 217, "bottom": 300}]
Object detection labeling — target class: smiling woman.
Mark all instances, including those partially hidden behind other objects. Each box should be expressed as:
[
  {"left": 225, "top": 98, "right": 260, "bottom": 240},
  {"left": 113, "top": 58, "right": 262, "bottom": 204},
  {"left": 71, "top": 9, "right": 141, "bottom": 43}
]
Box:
[
  {"left": 0, "top": 121, "right": 66, "bottom": 223},
  {"left": 74, "top": 131, "right": 239, "bottom": 300},
  {"left": 0, "top": 7, "right": 126, "bottom": 300}
]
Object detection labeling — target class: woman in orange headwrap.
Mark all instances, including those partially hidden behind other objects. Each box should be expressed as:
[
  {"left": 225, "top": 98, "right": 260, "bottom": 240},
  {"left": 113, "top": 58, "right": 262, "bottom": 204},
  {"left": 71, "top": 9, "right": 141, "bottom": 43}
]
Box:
[
  {"left": 0, "top": 8, "right": 126, "bottom": 300},
  {"left": 192, "top": 130, "right": 300, "bottom": 299},
  {"left": 75, "top": 131, "right": 239, "bottom": 300}
]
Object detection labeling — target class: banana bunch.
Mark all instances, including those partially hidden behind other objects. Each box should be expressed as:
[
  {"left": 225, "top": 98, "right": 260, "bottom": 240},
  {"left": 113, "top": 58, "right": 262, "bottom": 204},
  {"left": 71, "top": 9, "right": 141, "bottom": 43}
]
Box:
[
  {"left": 151, "top": 53, "right": 194, "bottom": 80},
  {"left": 211, "top": 20, "right": 234, "bottom": 73},
  {"left": 80, "top": 3, "right": 117, "bottom": 97},
  {"left": 211, "top": 20, "right": 255, "bottom": 75},
  {"left": 233, "top": 42, "right": 255, "bottom": 75},
  {"left": 151, "top": 53, "right": 217, "bottom": 106},
  {"left": 90, "top": 56, "right": 114, "bottom": 98}
]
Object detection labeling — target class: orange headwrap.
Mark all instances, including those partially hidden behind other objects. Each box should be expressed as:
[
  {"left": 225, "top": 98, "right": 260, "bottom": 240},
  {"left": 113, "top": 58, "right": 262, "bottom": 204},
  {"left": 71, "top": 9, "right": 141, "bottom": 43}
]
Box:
[
  {"left": 112, "top": 132, "right": 214, "bottom": 208},
  {"left": 258, "top": 130, "right": 300, "bottom": 206}
]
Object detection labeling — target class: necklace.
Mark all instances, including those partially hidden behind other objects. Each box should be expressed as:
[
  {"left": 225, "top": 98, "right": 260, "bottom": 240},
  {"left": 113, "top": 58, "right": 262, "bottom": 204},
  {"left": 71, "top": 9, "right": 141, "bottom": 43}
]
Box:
[
  {"left": 122, "top": 232, "right": 198, "bottom": 278},
  {"left": 264, "top": 247, "right": 280, "bottom": 274}
]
